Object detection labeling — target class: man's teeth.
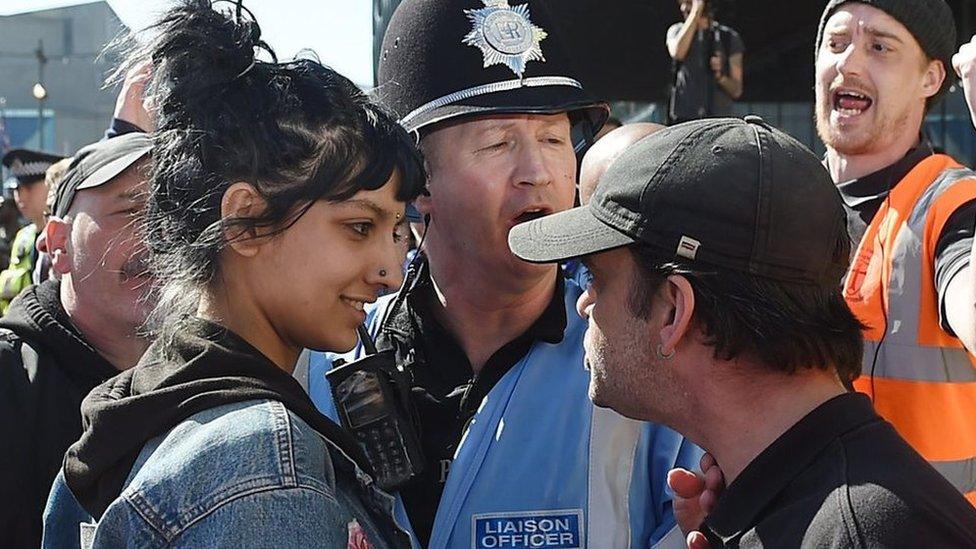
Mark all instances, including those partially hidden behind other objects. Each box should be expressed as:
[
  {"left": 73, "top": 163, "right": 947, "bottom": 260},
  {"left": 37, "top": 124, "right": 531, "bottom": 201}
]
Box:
[
  {"left": 837, "top": 107, "right": 863, "bottom": 116},
  {"left": 343, "top": 298, "right": 365, "bottom": 311}
]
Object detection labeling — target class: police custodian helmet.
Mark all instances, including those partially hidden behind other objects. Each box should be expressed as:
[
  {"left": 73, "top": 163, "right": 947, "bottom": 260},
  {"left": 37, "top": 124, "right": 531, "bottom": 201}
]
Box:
[
  {"left": 2, "top": 149, "right": 64, "bottom": 189},
  {"left": 376, "top": 0, "right": 609, "bottom": 142}
]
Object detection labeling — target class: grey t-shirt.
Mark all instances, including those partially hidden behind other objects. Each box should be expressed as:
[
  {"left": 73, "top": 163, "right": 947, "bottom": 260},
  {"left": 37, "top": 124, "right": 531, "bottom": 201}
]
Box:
[{"left": 667, "top": 22, "right": 744, "bottom": 121}]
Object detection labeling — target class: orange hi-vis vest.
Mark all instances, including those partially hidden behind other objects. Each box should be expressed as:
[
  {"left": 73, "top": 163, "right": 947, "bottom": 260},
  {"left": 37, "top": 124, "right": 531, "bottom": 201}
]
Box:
[{"left": 845, "top": 154, "right": 976, "bottom": 505}]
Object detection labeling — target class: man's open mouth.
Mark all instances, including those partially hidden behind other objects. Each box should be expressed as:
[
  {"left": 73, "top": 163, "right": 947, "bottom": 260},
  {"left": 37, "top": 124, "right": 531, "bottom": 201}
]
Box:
[
  {"left": 832, "top": 89, "right": 873, "bottom": 117},
  {"left": 514, "top": 207, "right": 552, "bottom": 224}
]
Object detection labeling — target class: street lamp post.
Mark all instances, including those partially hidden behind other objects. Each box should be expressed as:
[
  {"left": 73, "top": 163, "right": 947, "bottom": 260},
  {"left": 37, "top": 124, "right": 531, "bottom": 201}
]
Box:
[{"left": 33, "top": 40, "right": 48, "bottom": 150}]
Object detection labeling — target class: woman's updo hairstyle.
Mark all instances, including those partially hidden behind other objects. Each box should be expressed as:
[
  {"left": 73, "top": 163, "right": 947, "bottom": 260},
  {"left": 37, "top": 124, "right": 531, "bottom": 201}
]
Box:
[{"left": 123, "top": 0, "right": 424, "bottom": 330}]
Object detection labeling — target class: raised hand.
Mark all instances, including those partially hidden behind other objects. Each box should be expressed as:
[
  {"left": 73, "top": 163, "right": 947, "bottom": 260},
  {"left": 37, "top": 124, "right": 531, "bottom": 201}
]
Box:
[
  {"left": 667, "top": 452, "right": 725, "bottom": 548},
  {"left": 952, "top": 34, "right": 976, "bottom": 131},
  {"left": 113, "top": 61, "right": 154, "bottom": 132}
]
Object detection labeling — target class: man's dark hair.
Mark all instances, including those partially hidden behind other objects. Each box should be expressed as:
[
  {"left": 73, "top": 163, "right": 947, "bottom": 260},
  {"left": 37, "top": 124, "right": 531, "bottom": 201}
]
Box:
[{"left": 627, "top": 243, "right": 864, "bottom": 384}]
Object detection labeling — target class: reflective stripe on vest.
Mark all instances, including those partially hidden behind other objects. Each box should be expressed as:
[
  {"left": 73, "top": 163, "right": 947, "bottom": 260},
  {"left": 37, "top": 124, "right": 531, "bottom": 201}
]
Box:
[{"left": 845, "top": 154, "right": 976, "bottom": 499}]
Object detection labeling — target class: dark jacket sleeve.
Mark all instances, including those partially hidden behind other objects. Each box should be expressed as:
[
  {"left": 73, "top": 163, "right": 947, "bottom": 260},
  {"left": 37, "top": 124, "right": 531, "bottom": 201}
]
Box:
[{"left": 0, "top": 334, "right": 43, "bottom": 549}]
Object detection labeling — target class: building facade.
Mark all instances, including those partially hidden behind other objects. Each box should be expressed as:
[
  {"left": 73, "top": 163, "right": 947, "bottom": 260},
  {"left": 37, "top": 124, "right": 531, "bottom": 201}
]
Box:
[{"left": 0, "top": 2, "right": 124, "bottom": 156}]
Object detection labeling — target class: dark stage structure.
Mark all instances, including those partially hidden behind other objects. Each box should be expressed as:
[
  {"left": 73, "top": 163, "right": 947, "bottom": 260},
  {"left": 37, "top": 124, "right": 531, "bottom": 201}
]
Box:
[{"left": 371, "top": 0, "right": 976, "bottom": 160}]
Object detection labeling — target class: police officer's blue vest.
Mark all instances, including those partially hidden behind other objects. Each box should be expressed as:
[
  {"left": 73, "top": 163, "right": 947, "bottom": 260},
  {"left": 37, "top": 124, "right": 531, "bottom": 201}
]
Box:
[{"left": 309, "top": 281, "right": 701, "bottom": 548}]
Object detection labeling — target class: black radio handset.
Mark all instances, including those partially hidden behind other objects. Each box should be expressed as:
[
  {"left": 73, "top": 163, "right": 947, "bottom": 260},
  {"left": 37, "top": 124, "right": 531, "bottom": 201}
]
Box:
[
  {"left": 328, "top": 325, "right": 424, "bottom": 491},
  {"left": 326, "top": 219, "right": 430, "bottom": 491}
]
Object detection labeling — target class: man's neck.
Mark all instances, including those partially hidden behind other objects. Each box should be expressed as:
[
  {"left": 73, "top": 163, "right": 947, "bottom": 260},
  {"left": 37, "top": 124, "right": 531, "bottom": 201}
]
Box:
[
  {"left": 825, "top": 134, "right": 921, "bottom": 183},
  {"left": 680, "top": 367, "right": 846, "bottom": 485},
  {"left": 61, "top": 281, "right": 147, "bottom": 371},
  {"left": 696, "top": 17, "right": 712, "bottom": 30},
  {"left": 424, "top": 254, "right": 558, "bottom": 374}
]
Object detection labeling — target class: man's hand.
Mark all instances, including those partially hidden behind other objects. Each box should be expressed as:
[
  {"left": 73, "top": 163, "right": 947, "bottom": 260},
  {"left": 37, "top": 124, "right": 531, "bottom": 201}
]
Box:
[
  {"left": 668, "top": 453, "right": 725, "bottom": 548},
  {"left": 710, "top": 54, "right": 724, "bottom": 79},
  {"left": 668, "top": 0, "right": 707, "bottom": 60},
  {"left": 953, "top": 34, "right": 976, "bottom": 131},
  {"left": 113, "top": 61, "right": 154, "bottom": 132}
]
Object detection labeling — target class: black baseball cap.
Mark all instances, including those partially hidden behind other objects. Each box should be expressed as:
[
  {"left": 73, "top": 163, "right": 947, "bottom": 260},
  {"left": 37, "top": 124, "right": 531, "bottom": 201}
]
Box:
[
  {"left": 509, "top": 117, "right": 850, "bottom": 286},
  {"left": 53, "top": 133, "right": 151, "bottom": 218}
]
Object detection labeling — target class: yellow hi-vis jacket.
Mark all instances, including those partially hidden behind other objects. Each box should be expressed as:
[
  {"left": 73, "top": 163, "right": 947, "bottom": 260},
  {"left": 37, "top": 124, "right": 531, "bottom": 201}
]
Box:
[{"left": 0, "top": 223, "right": 37, "bottom": 314}]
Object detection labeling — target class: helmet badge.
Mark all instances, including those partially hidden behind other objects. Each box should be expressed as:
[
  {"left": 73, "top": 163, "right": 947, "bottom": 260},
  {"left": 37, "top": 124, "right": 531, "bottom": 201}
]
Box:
[{"left": 462, "top": 0, "right": 547, "bottom": 79}]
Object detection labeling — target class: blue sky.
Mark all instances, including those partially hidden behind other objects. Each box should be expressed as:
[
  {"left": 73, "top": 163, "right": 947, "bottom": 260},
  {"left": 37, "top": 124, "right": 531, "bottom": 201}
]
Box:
[{"left": 1, "top": 0, "right": 375, "bottom": 87}]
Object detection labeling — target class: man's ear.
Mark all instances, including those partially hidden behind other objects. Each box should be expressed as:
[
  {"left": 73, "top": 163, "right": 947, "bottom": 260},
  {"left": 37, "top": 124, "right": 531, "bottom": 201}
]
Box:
[
  {"left": 43, "top": 218, "right": 73, "bottom": 275},
  {"left": 221, "top": 182, "right": 267, "bottom": 258},
  {"left": 35, "top": 228, "right": 48, "bottom": 254},
  {"left": 657, "top": 275, "right": 696, "bottom": 356},
  {"left": 921, "top": 59, "right": 947, "bottom": 99},
  {"left": 412, "top": 157, "right": 434, "bottom": 218},
  {"left": 414, "top": 191, "right": 433, "bottom": 217}
]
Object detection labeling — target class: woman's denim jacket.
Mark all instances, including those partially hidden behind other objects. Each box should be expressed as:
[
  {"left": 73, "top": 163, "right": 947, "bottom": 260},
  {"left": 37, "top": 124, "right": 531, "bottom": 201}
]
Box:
[{"left": 43, "top": 399, "right": 412, "bottom": 548}]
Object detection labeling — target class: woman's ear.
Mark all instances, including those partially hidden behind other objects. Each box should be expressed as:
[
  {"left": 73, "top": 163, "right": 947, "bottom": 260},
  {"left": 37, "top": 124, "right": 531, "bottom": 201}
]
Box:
[
  {"left": 221, "top": 182, "right": 267, "bottom": 258},
  {"left": 657, "top": 275, "right": 696, "bottom": 356}
]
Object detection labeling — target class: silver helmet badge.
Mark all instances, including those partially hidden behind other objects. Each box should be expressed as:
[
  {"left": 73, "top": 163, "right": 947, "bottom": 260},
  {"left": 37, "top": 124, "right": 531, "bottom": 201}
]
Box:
[{"left": 462, "top": 0, "right": 548, "bottom": 79}]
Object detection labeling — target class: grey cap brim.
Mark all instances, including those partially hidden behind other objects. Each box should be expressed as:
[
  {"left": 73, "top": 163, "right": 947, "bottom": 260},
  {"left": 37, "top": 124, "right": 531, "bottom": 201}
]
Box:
[
  {"left": 75, "top": 148, "right": 149, "bottom": 191},
  {"left": 509, "top": 205, "right": 636, "bottom": 264},
  {"left": 54, "top": 132, "right": 151, "bottom": 218}
]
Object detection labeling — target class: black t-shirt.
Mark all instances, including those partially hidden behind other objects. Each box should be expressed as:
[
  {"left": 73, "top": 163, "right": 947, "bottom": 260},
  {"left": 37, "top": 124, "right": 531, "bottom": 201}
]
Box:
[
  {"left": 667, "top": 22, "right": 744, "bottom": 120},
  {"left": 701, "top": 393, "right": 976, "bottom": 547},
  {"left": 835, "top": 143, "right": 975, "bottom": 335},
  {"left": 375, "top": 261, "right": 566, "bottom": 546}
]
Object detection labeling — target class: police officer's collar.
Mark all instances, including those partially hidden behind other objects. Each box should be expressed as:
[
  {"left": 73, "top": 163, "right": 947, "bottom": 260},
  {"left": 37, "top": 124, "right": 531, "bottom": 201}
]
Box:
[{"left": 379, "top": 254, "right": 566, "bottom": 348}]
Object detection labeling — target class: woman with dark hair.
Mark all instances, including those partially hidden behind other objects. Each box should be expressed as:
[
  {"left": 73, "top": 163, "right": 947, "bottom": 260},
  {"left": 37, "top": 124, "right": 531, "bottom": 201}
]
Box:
[{"left": 42, "top": 1, "right": 424, "bottom": 547}]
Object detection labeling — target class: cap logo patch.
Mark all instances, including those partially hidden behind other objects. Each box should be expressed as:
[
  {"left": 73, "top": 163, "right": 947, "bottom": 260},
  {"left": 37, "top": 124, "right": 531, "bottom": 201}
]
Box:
[
  {"left": 676, "top": 236, "right": 701, "bottom": 260},
  {"left": 463, "top": 0, "right": 547, "bottom": 79}
]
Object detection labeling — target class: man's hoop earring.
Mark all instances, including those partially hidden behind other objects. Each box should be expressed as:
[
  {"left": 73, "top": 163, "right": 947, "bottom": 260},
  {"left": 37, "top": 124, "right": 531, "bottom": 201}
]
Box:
[
  {"left": 379, "top": 269, "right": 388, "bottom": 277},
  {"left": 656, "top": 344, "right": 675, "bottom": 360}
]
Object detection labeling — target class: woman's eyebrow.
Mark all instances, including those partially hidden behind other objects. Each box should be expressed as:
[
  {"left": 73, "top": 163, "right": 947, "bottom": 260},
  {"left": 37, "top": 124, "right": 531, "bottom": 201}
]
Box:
[{"left": 341, "top": 199, "right": 395, "bottom": 220}]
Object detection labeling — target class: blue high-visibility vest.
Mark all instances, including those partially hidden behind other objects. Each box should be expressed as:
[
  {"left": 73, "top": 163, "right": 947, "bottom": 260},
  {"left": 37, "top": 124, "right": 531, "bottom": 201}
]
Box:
[{"left": 308, "top": 281, "right": 701, "bottom": 548}]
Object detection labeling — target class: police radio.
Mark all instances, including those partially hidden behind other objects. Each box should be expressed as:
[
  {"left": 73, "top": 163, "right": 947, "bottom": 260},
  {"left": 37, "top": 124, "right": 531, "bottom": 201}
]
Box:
[{"left": 327, "top": 324, "right": 425, "bottom": 491}]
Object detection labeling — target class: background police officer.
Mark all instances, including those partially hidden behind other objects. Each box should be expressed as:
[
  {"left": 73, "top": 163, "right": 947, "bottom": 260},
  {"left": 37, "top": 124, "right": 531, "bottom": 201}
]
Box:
[{"left": 0, "top": 149, "right": 64, "bottom": 312}]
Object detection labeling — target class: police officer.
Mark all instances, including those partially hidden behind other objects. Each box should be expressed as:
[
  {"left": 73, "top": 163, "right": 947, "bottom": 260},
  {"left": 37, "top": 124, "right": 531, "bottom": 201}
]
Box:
[
  {"left": 308, "top": 1, "right": 701, "bottom": 547},
  {"left": 0, "top": 149, "right": 64, "bottom": 312}
]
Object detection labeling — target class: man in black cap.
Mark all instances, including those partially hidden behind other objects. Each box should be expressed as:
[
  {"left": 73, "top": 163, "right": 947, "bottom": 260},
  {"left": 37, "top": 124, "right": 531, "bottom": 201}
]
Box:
[
  {"left": 815, "top": 0, "right": 976, "bottom": 503},
  {"left": 509, "top": 116, "right": 976, "bottom": 546},
  {"left": 309, "top": 0, "right": 701, "bottom": 547},
  {"left": 0, "top": 133, "right": 152, "bottom": 549},
  {"left": 0, "top": 149, "right": 65, "bottom": 313}
]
